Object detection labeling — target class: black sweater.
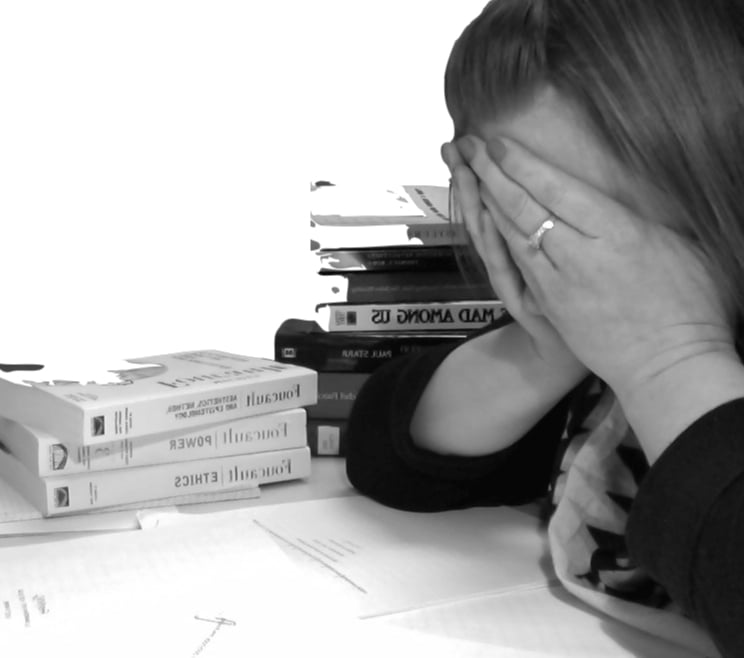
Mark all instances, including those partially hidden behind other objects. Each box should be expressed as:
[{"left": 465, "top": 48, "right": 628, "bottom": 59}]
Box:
[{"left": 345, "top": 335, "right": 744, "bottom": 658}]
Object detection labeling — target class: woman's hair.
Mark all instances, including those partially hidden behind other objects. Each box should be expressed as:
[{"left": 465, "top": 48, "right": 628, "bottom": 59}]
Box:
[{"left": 446, "top": 0, "right": 744, "bottom": 340}]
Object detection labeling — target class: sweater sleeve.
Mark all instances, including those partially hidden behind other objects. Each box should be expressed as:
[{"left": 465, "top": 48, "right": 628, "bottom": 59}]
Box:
[
  {"left": 627, "top": 398, "right": 744, "bottom": 658},
  {"left": 344, "top": 326, "right": 572, "bottom": 513}
]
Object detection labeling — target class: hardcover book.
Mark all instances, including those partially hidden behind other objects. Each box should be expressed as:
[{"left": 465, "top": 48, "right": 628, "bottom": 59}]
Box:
[
  {"left": 0, "top": 350, "right": 317, "bottom": 446},
  {"left": 275, "top": 318, "right": 472, "bottom": 373},
  {"left": 310, "top": 373, "right": 370, "bottom": 420},
  {"left": 0, "top": 408, "right": 307, "bottom": 477},
  {"left": 316, "top": 301, "right": 506, "bottom": 332},
  {"left": 0, "top": 444, "right": 311, "bottom": 516},
  {"left": 316, "top": 270, "right": 497, "bottom": 304},
  {"left": 317, "top": 246, "right": 459, "bottom": 273}
]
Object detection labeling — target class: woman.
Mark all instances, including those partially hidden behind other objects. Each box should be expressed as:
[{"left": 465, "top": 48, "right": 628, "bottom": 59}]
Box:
[{"left": 345, "top": 1, "right": 744, "bottom": 656}]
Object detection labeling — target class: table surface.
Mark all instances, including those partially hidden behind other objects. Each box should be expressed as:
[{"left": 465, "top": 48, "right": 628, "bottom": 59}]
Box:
[{"left": 0, "top": 457, "right": 712, "bottom": 657}]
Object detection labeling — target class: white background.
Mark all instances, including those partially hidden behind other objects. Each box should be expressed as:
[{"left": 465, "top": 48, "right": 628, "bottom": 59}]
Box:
[{"left": 1, "top": 0, "right": 486, "bottom": 364}]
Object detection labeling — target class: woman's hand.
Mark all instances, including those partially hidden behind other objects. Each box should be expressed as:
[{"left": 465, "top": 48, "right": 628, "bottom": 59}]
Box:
[
  {"left": 442, "top": 139, "right": 586, "bottom": 378},
  {"left": 456, "top": 134, "right": 736, "bottom": 404}
]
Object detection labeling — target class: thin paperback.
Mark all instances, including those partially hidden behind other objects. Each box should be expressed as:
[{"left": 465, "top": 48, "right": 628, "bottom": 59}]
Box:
[
  {"left": 0, "top": 444, "right": 311, "bottom": 516},
  {"left": 0, "top": 408, "right": 307, "bottom": 477}
]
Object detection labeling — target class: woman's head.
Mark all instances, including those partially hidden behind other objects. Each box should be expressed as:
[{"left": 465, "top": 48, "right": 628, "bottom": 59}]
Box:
[{"left": 446, "top": 0, "right": 744, "bottom": 332}]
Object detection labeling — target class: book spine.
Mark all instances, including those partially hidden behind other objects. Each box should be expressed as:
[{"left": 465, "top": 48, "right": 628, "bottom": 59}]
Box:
[
  {"left": 307, "top": 419, "right": 348, "bottom": 456},
  {"left": 317, "top": 271, "right": 496, "bottom": 304},
  {"left": 40, "top": 447, "right": 311, "bottom": 516},
  {"left": 317, "top": 246, "right": 459, "bottom": 273},
  {"left": 14, "top": 409, "right": 307, "bottom": 476},
  {"left": 318, "top": 301, "right": 506, "bottom": 332},
  {"left": 309, "top": 222, "right": 467, "bottom": 250},
  {"left": 309, "top": 373, "right": 370, "bottom": 420},
  {"left": 79, "top": 368, "right": 317, "bottom": 445},
  {"left": 275, "top": 320, "right": 470, "bottom": 373}
]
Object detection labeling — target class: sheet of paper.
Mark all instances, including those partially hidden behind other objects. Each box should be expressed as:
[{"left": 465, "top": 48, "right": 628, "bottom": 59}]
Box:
[
  {"left": 240, "top": 496, "right": 554, "bottom": 618},
  {"left": 0, "top": 510, "right": 554, "bottom": 658},
  {"left": 375, "top": 582, "right": 709, "bottom": 658}
]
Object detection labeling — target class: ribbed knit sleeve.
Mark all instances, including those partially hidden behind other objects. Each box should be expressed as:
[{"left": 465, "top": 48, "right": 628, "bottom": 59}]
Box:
[
  {"left": 345, "top": 332, "right": 571, "bottom": 512},
  {"left": 627, "top": 398, "right": 744, "bottom": 658}
]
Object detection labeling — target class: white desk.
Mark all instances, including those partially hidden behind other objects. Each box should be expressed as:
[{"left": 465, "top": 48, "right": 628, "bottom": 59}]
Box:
[{"left": 0, "top": 458, "right": 712, "bottom": 658}]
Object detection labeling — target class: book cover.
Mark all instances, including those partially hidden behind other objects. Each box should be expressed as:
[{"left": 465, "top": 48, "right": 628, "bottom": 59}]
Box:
[
  {"left": 307, "top": 419, "right": 348, "bottom": 457},
  {"left": 316, "top": 301, "right": 506, "bottom": 332},
  {"left": 317, "top": 246, "right": 459, "bottom": 273},
  {"left": 0, "top": 408, "right": 307, "bottom": 477},
  {"left": 310, "top": 373, "right": 370, "bottom": 420},
  {"left": 317, "top": 270, "right": 497, "bottom": 304},
  {"left": 0, "top": 444, "right": 311, "bottom": 516},
  {"left": 0, "top": 350, "right": 317, "bottom": 446},
  {"left": 275, "top": 318, "right": 472, "bottom": 373}
]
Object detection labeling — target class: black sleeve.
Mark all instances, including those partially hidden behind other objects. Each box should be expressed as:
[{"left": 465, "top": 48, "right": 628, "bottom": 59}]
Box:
[
  {"left": 627, "top": 398, "right": 744, "bottom": 658},
  {"left": 345, "top": 326, "right": 572, "bottom": 513}
]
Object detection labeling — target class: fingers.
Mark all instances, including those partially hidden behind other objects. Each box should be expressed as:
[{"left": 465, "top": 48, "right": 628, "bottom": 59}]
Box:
[{"left": 486, "top": 136, "right": 629, "bottom": 239}]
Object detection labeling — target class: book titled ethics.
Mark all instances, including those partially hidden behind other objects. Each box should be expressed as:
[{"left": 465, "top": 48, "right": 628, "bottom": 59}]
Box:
[
  {"left": 0, "top": 444, "right": 311, "bottom": 517},
  {"left": 0, "top": 350, "right": 317, "bottom": 446}
]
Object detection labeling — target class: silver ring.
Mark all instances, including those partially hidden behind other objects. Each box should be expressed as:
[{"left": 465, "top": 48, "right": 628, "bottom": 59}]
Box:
[{"left": 527, "top": 218, "right": 556, "bottom": 251}]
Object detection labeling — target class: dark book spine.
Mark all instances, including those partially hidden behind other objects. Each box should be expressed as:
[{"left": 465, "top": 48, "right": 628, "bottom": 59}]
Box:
[
  {"left": 317, "top": 246, "right": 459, "bottom": 273},
  {"left": 275, "top": 319, "right": 471, "bottom": 373},
  {"left": 306, "top": 419, "right": 348, "bottom": 456},
  {"left": 307, "top": 372, "right": 370, "bottom": 420}
]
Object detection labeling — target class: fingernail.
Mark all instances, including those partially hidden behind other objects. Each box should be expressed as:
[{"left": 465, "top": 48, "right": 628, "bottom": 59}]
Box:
[
  {"left": 456, "top": 136, "right": 477, "bottom": 161},
  {"left": 487, "top": 138, "right": 506, "bottom": 164}
]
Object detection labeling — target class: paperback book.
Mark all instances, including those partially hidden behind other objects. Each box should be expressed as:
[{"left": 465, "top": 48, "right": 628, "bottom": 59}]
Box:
[
  {"left": 311, "top": 183, "right": 450, "bottom": 226},
  {"left": 316, "top": 301, "right": 506, "bottom": 332},
  {"left": 275, "top": 318, "right": 472, "bottom": 373},
  {"left": 0, "top": 444, "right": 311, "bottom": 516},
  {"left": 309, "top": 183, "right": 466, "bottom": 249},
  {"left": 0, "top": 408, "right": 307, "bottom": 477},
  {"left": 0, "top": 350, "right": 317, "bottom": 446}
]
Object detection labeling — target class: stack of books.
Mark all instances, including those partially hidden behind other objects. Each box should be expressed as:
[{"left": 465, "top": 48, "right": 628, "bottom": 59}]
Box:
[
  {"left": 273, "top": 183, "right": 504, "bottom": 457},
  {"left": 0, "top": 350, "right": 317, "bottom": 516}
]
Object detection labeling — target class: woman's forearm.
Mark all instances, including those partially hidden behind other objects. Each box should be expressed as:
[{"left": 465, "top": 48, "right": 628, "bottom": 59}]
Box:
[{"left": 410, "top": 322, "right": 588, "bottom": 456}]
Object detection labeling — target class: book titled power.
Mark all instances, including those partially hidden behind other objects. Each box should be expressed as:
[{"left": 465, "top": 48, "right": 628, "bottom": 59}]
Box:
[
  {"left": 316, "top": 301, "right": 506, "bottom": 332},
  {"left": 0, "top": 444, "right": 311, "bottom": 517},
  {"left": 0, "top": 350, "right": 317, "bottom": 446},
  {"left": 0, "top": 408, "right": 307, "bottom": 477}
]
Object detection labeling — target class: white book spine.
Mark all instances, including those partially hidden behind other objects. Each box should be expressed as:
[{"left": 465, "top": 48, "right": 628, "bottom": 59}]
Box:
[
  {"left": 78, "top": 372, "right": 317, "bottom": 445},
  {"left": 318, "top": 301, "right": 505, "bottom": 332},
  {"left": 27, "top": 447, "right": 311, "bottom": 516},
  {"left": 0, "top": 409, "right": 308, "bottom": 476}
]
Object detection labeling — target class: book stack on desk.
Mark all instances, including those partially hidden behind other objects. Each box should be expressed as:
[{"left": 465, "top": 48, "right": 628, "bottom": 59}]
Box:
[
  {"left": 273, "top": 183, "right": 503, "bottom": 457},
  {"left": 0, "top": 350, "right": 317, "bottom": 517}
]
